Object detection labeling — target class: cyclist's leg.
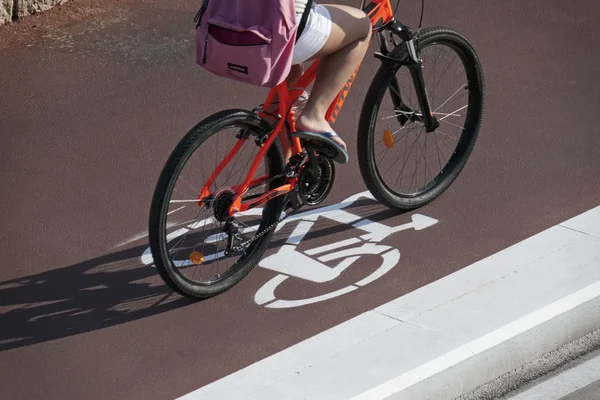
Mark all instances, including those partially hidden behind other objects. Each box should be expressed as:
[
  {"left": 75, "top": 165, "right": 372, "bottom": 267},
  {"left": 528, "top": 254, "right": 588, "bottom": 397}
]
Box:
[
  {"left": 278, "top": 64, "right": 304, "bottom": 162},
  {"left": 296, "top": 4, "right": 372, "bottom": 151}
]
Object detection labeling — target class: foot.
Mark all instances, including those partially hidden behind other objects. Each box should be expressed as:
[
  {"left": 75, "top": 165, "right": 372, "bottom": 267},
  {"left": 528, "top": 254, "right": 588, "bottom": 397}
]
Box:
[{"left": 296, "top": 112, "right": 347, "bottom": 151}]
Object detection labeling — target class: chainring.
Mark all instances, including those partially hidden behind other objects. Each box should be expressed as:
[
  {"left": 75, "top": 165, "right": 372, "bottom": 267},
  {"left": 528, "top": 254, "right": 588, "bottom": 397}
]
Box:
[{"left": 299, "top": 154, "right": 335, "bottom": 206}]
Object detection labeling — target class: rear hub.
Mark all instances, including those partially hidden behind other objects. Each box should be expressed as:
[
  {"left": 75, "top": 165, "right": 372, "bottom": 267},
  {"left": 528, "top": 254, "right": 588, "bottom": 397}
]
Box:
[{"left": 212, "top": 189, "right": 236, "bottom": 222}]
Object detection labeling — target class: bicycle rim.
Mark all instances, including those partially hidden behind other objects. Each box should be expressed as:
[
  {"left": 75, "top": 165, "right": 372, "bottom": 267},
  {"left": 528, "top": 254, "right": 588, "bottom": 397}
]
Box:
[
  {"left": 149, "top": 110, "right": 285, "bottom": 297},
  {"left": 359, "top": 27, "right": 484, "bottom": 209}
]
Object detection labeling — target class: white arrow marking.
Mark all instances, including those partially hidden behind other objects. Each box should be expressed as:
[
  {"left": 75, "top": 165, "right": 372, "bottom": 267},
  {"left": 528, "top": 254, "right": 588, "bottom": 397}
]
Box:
[{"left": 360, "top": 214, "right": 438, "bottom": 242}]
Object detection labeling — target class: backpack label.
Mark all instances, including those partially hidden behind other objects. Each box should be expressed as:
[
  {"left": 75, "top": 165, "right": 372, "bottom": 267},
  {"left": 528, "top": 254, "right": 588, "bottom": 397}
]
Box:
[
  {"left": 195, "top": 0, "right": 296, "bottom": 87},
  {"left": 228, "top": 63, "right": 248, "bottom": 75}
]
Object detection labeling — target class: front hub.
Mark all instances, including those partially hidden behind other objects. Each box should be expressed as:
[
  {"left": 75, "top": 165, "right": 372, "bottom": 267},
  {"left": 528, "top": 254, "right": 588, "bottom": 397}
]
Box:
[{"left": 426, "top": 116, "right": 440, "bottom": 133}]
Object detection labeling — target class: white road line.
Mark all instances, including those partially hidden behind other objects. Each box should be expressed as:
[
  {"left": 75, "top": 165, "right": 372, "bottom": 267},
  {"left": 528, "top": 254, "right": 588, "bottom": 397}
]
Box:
[
  {"left": 178, "top": 205, "right": 600, "bottom": 400},
  {"left": 350, "top": 280, "right": 600, "bottom": 400}
]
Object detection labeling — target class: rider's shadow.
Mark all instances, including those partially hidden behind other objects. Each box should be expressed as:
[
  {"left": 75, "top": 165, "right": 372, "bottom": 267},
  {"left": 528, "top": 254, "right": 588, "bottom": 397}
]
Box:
[
  {"left": 0, "top": 199, "right": 405, "bottom": 351},
  {"left": 0, "top": 244, "right": 193, "bottom": 352}
]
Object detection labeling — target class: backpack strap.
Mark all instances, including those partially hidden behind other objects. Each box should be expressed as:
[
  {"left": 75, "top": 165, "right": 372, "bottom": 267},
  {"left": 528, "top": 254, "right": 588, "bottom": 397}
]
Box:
[
  {"left": 193, "top": 0, "right": 209, "bottom": 28},
  {"left": 295, "top": 0, "right": 314, "bottom": 43}
]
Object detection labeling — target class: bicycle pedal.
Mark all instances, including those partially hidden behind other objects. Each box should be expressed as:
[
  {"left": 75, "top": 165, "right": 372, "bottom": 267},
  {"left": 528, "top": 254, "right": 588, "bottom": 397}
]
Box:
[{"left": 303, "top": 142, "right": 336, "bottom": 160}]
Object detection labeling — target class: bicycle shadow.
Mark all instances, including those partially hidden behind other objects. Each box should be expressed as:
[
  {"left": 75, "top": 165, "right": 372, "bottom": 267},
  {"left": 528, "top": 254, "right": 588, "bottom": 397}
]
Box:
[
  {"left": 0, "top": 198, "right": 405, "bottom": 352},
  {"left": 0, "top": 244, "right": 194, "bottom": 352}
]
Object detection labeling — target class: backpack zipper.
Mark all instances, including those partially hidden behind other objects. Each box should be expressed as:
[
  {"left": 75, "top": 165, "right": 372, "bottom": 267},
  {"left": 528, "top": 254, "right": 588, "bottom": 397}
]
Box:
[{"left": 202, "top": 29, "right": 209, "bottom": 64}]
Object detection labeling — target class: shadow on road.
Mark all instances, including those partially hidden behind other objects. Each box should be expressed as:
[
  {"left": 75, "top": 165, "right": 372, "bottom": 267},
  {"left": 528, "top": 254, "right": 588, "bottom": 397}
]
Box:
[
  {"left": 0, "top": 244, "right": 194, "bottom": 352},
  {"left": 0, "top": 197, "right": 403, "bottom": 352}
]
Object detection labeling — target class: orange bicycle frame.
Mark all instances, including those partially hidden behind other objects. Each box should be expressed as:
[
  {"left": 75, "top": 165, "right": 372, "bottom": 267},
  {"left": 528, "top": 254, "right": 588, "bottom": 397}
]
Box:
[{"left": 199, "top": 0, "right": 396, "bottom": 215}]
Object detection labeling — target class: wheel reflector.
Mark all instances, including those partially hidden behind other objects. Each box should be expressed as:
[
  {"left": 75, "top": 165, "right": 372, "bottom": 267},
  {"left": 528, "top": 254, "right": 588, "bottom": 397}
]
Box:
[
  {"left": 189, "top": 252, "right": 204, "bottom": 265},
  {"left": 383, "top": 129, "right": 394, "bottom": 148}
]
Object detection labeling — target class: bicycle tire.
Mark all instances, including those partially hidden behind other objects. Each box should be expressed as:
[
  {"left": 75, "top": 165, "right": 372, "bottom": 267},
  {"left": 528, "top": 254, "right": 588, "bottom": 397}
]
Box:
[
  {"left": 357, "top": 27, "right": 485, "bottom": 211},
  {"left": 148, "top": 109, "right": 286, "bottom": 299}
]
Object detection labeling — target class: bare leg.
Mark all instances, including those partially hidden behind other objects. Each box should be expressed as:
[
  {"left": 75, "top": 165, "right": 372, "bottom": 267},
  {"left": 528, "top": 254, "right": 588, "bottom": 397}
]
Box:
[
  {"left": 295, "top": 5, "right": 372, "bottom": 152},
  {"left": 278, "top": 64, "right": 304, "bottom": 162}
]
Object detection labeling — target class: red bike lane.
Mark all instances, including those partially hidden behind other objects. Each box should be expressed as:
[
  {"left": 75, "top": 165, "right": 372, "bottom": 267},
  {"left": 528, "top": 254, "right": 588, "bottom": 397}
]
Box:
[{"left": 1, "top": 0, "right": 599, "bottom": 398}]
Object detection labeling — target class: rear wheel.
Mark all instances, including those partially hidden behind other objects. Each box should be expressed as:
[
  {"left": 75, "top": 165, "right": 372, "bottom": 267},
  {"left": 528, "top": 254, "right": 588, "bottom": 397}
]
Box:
[
  {"left": 148, "top": 110, "right": 286, "bottom": 299},
  {"left": 358, "top": 27, "right": 485, "bottom": 210}
]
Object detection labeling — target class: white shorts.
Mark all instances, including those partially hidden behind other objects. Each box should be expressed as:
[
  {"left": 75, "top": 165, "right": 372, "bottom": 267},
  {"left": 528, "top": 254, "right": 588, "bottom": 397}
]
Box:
[{"left": 292, "top": 3, "right": 332, "bottom": 65}]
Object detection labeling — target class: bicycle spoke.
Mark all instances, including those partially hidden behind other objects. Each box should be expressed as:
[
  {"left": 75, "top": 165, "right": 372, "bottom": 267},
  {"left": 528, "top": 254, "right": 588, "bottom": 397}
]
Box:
[
  {"left": 369, "top": 30, "right": 480, "bottom": 199},
  {"left": 433, "top": 85, "right": 467, "bottom": 114},
  {"left": 170, "top": 199, "right": 202, "bottom": 203},
  {"left": 167, "top": 205, "right": 187, "bottom": 216},
  {"left": 393, "top": 128, "right": 423, "bottom": 189},
  {"left": 438, "top": 104, "right": 469, "bottom": 122},
  {"left": 434, "top": 129, "right": 458, "bottom": 141},
  {"left": 378, "top": 124, "right": 423, "bottom": 178},
  {"left": 440, "top": 118, "right": 466, "bottom": 130},
  {"left": 433, "top": 131, "right": 443, "bottom": 172},
  {"left": 428, "top": 52, "right": 458, "bottom": 102}
]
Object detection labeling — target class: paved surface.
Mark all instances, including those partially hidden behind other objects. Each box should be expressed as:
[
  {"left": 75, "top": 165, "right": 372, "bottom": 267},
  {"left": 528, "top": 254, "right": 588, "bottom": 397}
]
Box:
[
  {"left": 181, "top": 209, "right": 600, "bottom": 400},
  {"left": 458, "top": 327, "right": 600, "bottom": 400},
  {"left": 565, "top": 380, "right": 600, "bottom": 400},
  {"left": 1, "top": 0, "right": 599, "bottom": 399},
  {"left": 502, "top": 348, "right": 600, "bottom": 400}
]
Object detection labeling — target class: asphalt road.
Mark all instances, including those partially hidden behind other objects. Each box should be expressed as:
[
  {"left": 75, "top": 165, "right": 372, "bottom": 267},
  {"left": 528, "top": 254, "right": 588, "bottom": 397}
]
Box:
[{"left": 1, "top": 0, "right": 599, "bottom": 399}]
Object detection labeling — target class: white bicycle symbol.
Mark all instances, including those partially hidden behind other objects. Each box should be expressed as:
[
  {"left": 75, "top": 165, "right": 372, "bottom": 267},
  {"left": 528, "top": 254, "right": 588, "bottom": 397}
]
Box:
[{"left": 141, "top": 191, "right": 438, "bottom": 308}]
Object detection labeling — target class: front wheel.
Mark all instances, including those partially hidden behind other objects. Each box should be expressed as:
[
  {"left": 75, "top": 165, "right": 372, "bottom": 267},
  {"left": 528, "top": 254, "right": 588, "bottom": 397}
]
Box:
[{"left": 358, "top": 27, "right": 485, "bottom": 211}]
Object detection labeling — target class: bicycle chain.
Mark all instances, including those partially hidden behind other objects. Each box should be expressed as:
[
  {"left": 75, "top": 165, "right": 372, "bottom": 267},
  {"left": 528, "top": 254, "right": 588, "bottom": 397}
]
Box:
[
  {"left": 231, "top": 204, "right": 298, "bottom": 252},
  {"left": 229, "top": 153, "right": 308, "bottom": 252}
]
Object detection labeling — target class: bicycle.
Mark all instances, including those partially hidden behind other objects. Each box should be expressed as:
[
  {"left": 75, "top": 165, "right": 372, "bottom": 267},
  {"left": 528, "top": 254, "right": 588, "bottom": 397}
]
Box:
[{"left": 148, "top": 0, "right": 485, "bottom": 299}]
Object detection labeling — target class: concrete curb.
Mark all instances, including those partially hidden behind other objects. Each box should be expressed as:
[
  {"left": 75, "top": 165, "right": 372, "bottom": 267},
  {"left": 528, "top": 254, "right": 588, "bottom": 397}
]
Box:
[
  {"left": 457, "top": 329, "right": 600, "bottom": 400},
  {"left": 180, "top": 206, "right": 600, "bottom": 400},
  {"left": 396, "top": 288, "right": 600, "bottom": 400}
]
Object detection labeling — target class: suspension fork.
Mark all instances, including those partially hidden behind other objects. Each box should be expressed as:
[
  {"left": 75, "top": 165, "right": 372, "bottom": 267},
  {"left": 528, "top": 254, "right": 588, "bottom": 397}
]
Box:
[
  {"left": 381, "top": 20, "right": 439, "bottom": 132},
  {"left": 377, "top": 30, "right": 407, "bottom": 125}
]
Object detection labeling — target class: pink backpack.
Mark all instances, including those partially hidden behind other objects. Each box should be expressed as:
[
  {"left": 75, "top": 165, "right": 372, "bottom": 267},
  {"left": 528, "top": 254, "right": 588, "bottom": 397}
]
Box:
[{"left": 194, "top": 0, "right": 311, "bottom": 88}]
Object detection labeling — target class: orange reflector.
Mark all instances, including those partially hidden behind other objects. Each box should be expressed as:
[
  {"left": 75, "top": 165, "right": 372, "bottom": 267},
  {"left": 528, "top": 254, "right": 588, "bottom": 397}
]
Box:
[
  {"left": 189, "top": 252, "right": 204, "bottom": 265},
  {"left": 383, "top": 129, "right": 394, "bottom": 149}
]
